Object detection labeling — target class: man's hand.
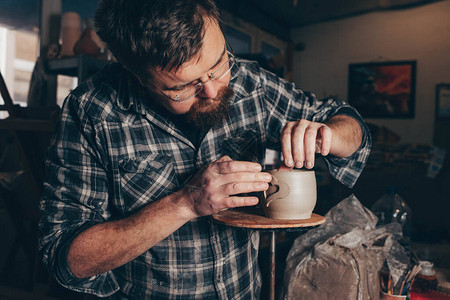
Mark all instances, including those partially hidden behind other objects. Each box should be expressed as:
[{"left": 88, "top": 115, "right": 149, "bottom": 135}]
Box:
[
  {"left": 181, "top": 156, "right": 272, "bottom": 217},
  {"left": 281, "top": 119, "right": 332, "bottom": 169},
  {"left": 280, "top": 115, "right": 362, "bottom": 169}
]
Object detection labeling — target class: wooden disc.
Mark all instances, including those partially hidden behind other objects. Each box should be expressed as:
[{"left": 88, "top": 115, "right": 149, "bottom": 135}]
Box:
[{"left": 212, "top": 206, "right": 326, "bottom": 229}]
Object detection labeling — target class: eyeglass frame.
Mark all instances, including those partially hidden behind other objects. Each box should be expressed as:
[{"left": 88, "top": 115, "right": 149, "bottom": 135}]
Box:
[{"left": 159, "top": 43, "right": 235, "bottom": 103}]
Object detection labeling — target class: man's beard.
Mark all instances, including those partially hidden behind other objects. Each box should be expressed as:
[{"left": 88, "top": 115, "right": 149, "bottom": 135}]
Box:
[{"left": 185, "top": 86, "right": 234, "bottom": 131}]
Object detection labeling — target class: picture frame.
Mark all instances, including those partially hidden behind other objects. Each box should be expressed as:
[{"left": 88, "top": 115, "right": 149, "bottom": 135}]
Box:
[
  {"left": 436, "top": 84, "right": 450, "bottom": 119},
  {"left": 348, "top": 60, "right": 416, "bottom": 118}
]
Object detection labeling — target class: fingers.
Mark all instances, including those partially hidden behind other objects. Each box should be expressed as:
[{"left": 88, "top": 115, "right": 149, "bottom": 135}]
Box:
[
  {"left": 207, "top": 157, "right": 271, "bottom": 191},
  {"left": 277, "top": 165, "right": 293, "bottom": 171},
  {"left": 225, "top": 196, "right": 260, "bottom": 209},
  {"left": 292, "top": 121, "right": 308, "bottom": 168},
  {"left": 215, "top": 155, "right": 232, "bottom": 162},
  {"left": 280, "top": 122, "right": 296, "bottom": 168},
  {"left": 220, "top": 171, "right": 272, "bottom": 184},
  {"left": 188, "top": 158, "right": 271, "bottom": 216},
  {"left": 319, "top": 126, "right": 332, "bottom": 156},
  {"left": 214, "top": 172, "right": 271, "bottom": 202},
  {"left": 281, "top": 120, "right": 333, "bottom": 169},
  {"left": 303, "top": 124, "right": 319, "bottom": 169},
  {"left": 212, "top": 156, "right": 262, "bottom": 174},
  {"left": 206, "top": 180, "right": 268, "bottom": 213},
  {"left": 220, "top": 180, "right": 269, "bottom": 197},
  {"left": 208, "top": 196, "right": 260, "bottom": 214}
]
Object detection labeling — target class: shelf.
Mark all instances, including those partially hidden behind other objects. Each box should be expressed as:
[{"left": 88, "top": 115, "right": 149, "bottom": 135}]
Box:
[
  {"left": 0, "top": 118, "right": 56, "bottom": 132},
  {"left": 46, "top": 55, "right": 109, "bottom": 82}
]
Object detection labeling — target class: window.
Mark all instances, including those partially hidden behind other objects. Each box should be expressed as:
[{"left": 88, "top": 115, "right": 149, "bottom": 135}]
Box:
[
  {"left": 223, "top": 25, "right": 252, "bottom": 55},
  {"left": 261, "top": 41, "right": 281, "bottom": 61},
  {"left": 0, "top": 25, "right": 39, "bottom": 118},
  {"left": 221, "top": 12, "right": 288, "bottom": 80},
  {"left": 0, "top": 25, "right": 77, "bottom": 118},
  {"left": 0, "top": 27, "right": 39, "bottom": 106},
  {"left": 261, "top": 41, "right": 284, "bottom": 78}
]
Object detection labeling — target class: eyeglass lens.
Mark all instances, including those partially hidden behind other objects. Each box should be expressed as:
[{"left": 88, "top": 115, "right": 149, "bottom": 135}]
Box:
[{"left": 175, "top": 53, "right": 235, "bottom": 101}]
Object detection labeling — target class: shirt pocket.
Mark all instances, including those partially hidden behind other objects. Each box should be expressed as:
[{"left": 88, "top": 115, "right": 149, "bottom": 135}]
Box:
[
  {"left": 220, "top": 129, "right": 265, "bottom": 163},
  {"left": 117, "top": 153, "right": 179, "bottom": 214}
]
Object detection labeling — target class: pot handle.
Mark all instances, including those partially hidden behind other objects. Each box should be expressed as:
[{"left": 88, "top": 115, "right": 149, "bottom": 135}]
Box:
[{"left": 265, "top": 176, "right": 290, "bottom": 207}]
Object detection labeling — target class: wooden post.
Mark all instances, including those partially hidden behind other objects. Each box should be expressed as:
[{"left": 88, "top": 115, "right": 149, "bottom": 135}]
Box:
[{"left": 38, "top": 0, "right": 61, "bottom": 106}]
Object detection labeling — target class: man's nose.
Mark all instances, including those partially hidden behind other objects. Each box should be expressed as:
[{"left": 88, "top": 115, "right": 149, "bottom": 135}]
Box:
[{"left": 197, "top": 79, "right": 220, "bottom": 99}]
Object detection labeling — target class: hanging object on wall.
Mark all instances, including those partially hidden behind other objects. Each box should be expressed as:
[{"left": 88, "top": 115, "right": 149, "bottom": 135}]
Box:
[
  {"left": 436, "top": 83, "right": 450, "bottom": 119},
  {"left": 348, "top": 60, "right": 416, "bottom": 119}
]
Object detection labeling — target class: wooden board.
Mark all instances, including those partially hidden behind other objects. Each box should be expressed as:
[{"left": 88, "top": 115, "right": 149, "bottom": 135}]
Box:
[{"left": 212, "top": 206, "right": 325, "bottom": 229}]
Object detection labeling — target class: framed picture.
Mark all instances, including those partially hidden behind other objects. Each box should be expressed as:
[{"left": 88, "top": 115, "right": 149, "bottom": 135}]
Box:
[
  {"left": 348, "top": 60, "right": 416, "bottom": 118},
  {"left": 436, "top": 84, "right": 450, "bottom": 119}
]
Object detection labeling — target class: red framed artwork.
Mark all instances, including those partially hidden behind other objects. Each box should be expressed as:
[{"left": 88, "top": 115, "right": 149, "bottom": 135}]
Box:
[{"left": 348, "top": 60, "right": 416, "bottom": 118}]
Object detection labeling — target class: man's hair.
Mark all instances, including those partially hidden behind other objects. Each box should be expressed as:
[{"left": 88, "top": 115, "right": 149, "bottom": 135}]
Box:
[{"left": 95, "top": 0, "right": 220, "bottom": 77}]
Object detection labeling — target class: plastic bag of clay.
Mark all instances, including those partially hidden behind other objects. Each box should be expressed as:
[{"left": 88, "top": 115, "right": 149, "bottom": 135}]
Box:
[{"left": 282, "top": 194, "right": 410, "bottom": 300}]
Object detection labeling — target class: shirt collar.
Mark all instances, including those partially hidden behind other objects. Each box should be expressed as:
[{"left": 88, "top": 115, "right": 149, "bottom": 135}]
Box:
[
  {"left": 115, "top": 66, "right": 148, "bottom": 115},
  {"left": 113, "top": 65, "right": 194, "bottom": 146},
  {"left": 228, "top": 57, "right": 260, "bottom": 100}
]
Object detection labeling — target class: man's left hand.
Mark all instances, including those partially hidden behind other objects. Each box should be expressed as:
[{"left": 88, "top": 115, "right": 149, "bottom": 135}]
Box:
[{"left": 280, "top": 119, "right": 332, "bottom": 169}]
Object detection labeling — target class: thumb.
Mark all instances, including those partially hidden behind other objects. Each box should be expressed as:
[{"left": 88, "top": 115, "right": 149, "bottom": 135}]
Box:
[{"left": 216, "top": 155, "right": 233, "bottom": 162}]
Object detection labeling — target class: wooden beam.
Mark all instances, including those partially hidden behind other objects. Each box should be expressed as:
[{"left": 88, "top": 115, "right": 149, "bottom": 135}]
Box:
[
  {"left": 39, "top": 0, "right": 61, "bottom": 106},
  {"left": 39, "top": 0, "right": 62, "bottom": 57}
]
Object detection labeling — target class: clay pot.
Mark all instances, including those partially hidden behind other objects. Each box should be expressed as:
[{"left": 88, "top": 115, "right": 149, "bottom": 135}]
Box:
[
  {"left": 60, "top": 12, "right": 82, "bottom": 56},
  {"left": 73, "top": 28, "right": 101, "bottom": 56},
  {"left": 262, "top": 169, "right": 317, "bottom": 219}
]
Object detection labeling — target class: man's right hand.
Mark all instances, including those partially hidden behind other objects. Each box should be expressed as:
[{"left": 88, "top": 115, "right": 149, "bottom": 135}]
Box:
[
  {"left": 181, "top": 155, "right": 272, "bottom": 217},
  {"left": 67, "top": 155, "right": 270, "bottom": 278}
]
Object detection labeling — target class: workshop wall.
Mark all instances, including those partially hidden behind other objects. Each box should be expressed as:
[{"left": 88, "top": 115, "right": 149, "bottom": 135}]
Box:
[{"left": 291, "top": 0, "right": 450, "bottom": 144}]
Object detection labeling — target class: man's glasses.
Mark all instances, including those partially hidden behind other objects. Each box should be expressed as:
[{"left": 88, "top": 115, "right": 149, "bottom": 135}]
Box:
[{"left": 160, "top": 46, "right": 235, "bottom": 103}]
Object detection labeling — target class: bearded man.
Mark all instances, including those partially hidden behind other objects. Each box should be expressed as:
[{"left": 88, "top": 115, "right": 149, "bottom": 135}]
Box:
[{"left": 39, "top": 0, "right": 371, "bottom": 298}]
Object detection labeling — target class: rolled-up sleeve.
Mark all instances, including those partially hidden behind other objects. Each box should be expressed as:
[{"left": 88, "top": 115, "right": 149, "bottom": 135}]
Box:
[
  {"left": 261, "top": 69, "right": 371, "bottom": 188},
  {"left": 39, "top": 94, "right": 119, "bottom": 297},
  {"left": 320, "top": 106, "right": 371, "bottom": 188}
]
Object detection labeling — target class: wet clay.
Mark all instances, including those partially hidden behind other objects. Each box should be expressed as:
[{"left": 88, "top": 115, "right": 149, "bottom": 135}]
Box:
[{"left": 262, "top": 169, "right": 317, "bottom": 219}]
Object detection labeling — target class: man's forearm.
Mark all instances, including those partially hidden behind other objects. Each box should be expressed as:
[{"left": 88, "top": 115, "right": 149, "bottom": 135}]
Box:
[
  {"left": 326, "top": 114, "right": 363, "bottom": 158},
  {"left": 67, "top": 190, "right": 195, "bottom": 279},
  {"left": 67, "top": 156, "right": 271, "bottom": 279}
]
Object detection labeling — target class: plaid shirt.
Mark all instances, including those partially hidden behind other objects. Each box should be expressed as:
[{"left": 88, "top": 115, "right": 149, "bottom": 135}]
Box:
[{"left": 39, "top": 58, "right": 371, "bottom": 299}]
